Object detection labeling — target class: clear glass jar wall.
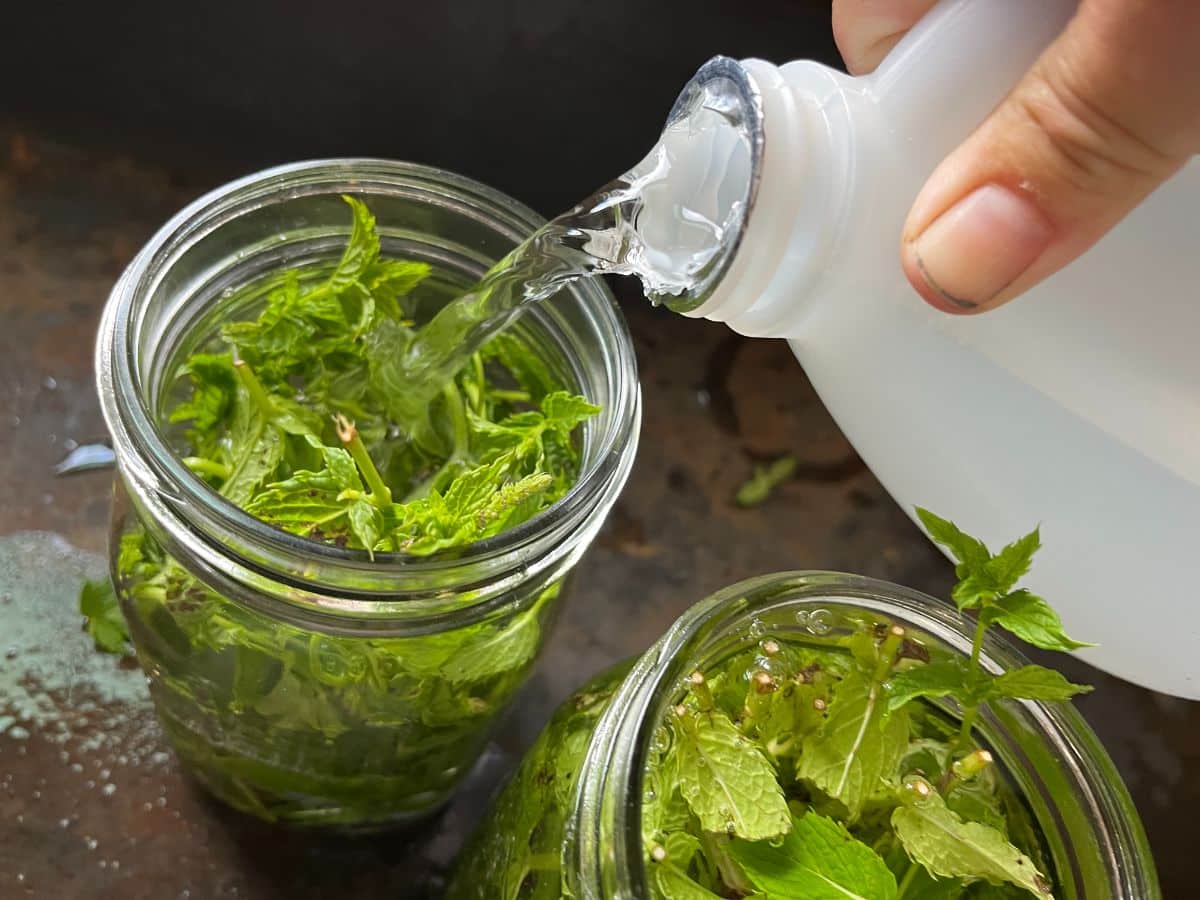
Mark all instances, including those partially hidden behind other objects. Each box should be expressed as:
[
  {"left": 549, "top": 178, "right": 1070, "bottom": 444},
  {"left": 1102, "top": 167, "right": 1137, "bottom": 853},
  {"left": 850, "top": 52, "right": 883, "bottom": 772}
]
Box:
[
  {"left": 96, "top": 160, "right": 641, "bottom": 828},
  {"left": 449, "top": 573, "right": 1159, "bottom": 898}
]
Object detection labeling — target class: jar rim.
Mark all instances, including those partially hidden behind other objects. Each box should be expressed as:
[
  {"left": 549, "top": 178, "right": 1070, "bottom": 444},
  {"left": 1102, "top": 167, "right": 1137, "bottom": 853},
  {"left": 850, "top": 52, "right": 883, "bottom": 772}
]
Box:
[
  {"left": 96, "top": 159, "right": 641, "bottom": 624},
  {"left": 568, "top": 571, "right": 1159, "bottom": 900}
]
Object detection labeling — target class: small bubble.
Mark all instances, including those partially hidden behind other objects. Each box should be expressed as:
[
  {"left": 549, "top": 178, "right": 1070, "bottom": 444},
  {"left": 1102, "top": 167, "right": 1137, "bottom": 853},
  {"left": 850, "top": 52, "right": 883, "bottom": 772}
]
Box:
[
  {"left": 747, "top": 618, "right": 766, "bottom": 639},
  {"left": 5, "top": 647, "right": 18, "bottom": 659},
  {"left": 42, "top": 376, "right": 58, "bottom": 390},
  {"left": 31, "top": 790, "right": 41, "bottom": 800},
  {"left": 643, "top": 789, "right": 657, "bottom": 803},
  {"left": 650, "top": 727, "right": 670, "bottom": 754},
  {"left": 86, "top": 780, "right": 96, "bottom": 789},
  {"left": 794, "top": 610, "right": 810, "bottom": 627},
  {"left": 59, "top": 818, "right": 70, "bottom": 829},
  {"left": 725, "top": 820, "right": 737, "bottom": 836},
  {"left": 99, "top": 768, "right": 111, "bottom": 780},
  {"left": 16, "top": 873, "right": 24, "bottom": 884},
  {"left": 63, "top": 438, "right": 78, "bottom": 451},
  {"left": 142, "top": 802, "right": 153, "bottom": 812},
  {"left": 102, "top": 783, "right": 116, "bottom": 797},
  {"left": 85, "top": 836, "right": 98, "bottom": 850},
  {"left": 8, "top": 726, "right": 29, "bottom": 741},
  {"left": 155, "top": 796, "right": 167, "bottom": 808},
  {"left": 807, "top": 608, "right": 833, "bottom": 635},
  {"left": 99, "top": 860, "right": 107, "bottom": 870},
  {"left": 111, "top": 860, "right": 120, "bottom": 871}
]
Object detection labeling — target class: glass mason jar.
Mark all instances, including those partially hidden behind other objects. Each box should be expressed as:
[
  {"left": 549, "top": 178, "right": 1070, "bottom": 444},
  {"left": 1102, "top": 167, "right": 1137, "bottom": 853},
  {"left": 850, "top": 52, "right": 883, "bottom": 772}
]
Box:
[
  {"left": 95, "top": 160, "right": 641, "bottom": 829},
  {"left": 448, "top": 572, "right": 1159, "bottom": 899}
]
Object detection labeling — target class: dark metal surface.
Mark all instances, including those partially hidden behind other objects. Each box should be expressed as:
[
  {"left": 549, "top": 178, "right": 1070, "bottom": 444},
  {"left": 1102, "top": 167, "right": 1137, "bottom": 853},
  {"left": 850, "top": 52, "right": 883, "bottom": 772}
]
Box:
[{"left": 1, "top": 127, "right": 1194, "bottom": 898}]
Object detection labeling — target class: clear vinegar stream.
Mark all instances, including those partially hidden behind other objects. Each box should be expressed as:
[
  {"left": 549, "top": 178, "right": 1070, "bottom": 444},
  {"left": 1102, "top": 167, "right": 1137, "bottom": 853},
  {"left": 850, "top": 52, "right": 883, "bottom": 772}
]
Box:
[{"left": 387, "top": 64, "right": 757, "bottom": 424}]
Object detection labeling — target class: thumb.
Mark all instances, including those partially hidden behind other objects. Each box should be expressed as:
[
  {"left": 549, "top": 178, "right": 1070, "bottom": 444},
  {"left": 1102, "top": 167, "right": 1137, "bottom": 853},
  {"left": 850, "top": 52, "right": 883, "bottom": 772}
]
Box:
[{"left": 901, "top": 0, "right": 1200, "bottom": 315}]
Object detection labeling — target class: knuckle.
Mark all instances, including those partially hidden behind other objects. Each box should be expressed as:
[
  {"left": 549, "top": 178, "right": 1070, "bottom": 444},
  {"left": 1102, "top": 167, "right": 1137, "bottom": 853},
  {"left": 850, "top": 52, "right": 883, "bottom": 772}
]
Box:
[{"left": 1013, "top": 62, "right": 1179, "bottom": 195}]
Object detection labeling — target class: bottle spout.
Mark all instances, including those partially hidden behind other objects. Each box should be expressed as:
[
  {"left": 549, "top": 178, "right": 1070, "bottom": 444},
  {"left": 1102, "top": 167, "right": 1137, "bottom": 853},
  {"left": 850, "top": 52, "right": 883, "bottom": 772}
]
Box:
[{"left": 630, "top": 56, "right": 764, "bottom": 311}]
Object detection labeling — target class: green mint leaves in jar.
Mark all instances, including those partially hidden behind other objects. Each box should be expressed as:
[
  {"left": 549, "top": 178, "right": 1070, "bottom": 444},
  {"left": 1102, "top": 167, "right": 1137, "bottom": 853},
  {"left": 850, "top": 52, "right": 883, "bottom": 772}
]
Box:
[
  {"left": 88, "top": 193, "right": 604, "bottom": 827},
  {"left": 641, "top": 511, "right": 1091, "bottom": 900},
  {"left": 168, "top": 196, "right": 598, "bottom": 553}
]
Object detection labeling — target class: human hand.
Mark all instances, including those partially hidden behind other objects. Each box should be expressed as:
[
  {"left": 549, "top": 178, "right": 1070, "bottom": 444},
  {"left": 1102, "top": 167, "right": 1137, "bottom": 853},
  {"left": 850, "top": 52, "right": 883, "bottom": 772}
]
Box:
[{"left": 832, "top": 0, "right": 1200, "bottom": 314}]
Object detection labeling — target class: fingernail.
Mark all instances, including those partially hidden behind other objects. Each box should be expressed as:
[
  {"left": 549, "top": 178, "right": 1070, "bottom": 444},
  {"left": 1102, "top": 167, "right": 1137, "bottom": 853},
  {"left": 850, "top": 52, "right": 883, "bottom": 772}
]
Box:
[{"left": 906, "top": 184, "right": 1053, "bottom": 312}]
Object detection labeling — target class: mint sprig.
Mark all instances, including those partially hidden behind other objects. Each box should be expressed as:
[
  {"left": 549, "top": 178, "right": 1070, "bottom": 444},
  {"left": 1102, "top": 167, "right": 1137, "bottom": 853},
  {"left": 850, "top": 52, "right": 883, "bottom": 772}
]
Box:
[{"left": 639, "top": 511, "right": 1092, "bottom": 900}]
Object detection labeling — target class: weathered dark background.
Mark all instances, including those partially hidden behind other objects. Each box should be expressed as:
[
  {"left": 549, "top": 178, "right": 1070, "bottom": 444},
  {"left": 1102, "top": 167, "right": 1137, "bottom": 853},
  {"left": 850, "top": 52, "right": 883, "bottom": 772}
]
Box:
[{"left": 1, "top": 3, "right": 1194, "bottom": 898}]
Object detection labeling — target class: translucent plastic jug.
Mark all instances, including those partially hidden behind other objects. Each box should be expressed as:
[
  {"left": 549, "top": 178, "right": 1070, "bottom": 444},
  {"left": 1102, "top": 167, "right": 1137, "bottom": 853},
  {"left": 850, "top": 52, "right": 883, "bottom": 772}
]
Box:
[{"left": 670, "top": 0, "right": 1200, "bottom": 697}]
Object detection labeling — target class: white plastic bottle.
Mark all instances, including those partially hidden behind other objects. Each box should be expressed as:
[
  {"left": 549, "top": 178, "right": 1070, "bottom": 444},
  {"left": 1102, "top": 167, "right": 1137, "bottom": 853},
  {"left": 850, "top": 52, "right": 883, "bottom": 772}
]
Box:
[{"left": 680, "top": 0, "right": 1200, "bottom": 697}]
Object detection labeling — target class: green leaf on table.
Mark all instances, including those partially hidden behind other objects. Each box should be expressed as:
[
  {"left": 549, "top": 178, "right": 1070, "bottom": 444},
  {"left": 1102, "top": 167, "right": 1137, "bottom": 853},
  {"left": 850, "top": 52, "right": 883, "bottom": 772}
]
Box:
[
  {"left": 736, "top": 455, "right": 798, "bottom": 508},
  {"left": 886, "top": 659, "right": 971, "bottom": 713},
  {"left": 79, "top": 578, "right": 130, "bottom": 654},
  {"left": 987, "top": 665, "right": 1092, "bottom": 702},
  {"left": 674, "top": 708, "right": 791, "bottom": 841},
  {"left": 892, "top": 791, "right": 1051, "bottom": 897},
  {"left": 730, "top": 811, "right": 898, "bottom": 900},
  {"left": 797, "top": 669, "right": 911, "bottom": 820},
  {"left": 982, "top": 590, "right": 1093, "bottom": 652}
]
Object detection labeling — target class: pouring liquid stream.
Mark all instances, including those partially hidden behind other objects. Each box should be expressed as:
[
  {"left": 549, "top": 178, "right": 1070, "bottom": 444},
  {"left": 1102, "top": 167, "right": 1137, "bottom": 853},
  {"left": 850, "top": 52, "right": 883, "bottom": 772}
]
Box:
[{"left": 385, "top": 71, "right": 756, "bottom": 425}]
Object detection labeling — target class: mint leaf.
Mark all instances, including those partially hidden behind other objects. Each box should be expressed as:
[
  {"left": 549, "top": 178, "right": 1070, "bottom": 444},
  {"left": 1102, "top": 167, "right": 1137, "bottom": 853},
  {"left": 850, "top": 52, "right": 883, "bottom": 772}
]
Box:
[
  {"left": 674, "top": 708, "right": 791, "bottom": 841},
  {"left": 988, "top": 665, "right": 1092, "bottom": 702},
  {"left": 983, "top": 590, "right": 1093, "bottom": 652},
  {"left": 366, "top": 259, "right": 430, "bottom": 319},
  {"left": 892, "top": 791, "right": 1051, "bottom": 897},
  {"left": 541, "top": 391, "right": 601, "bottom": 432},
  {"left": 730, "top": 812, "right": 898, "bottom": 900},
  {"left": 327, "top": 195, "right": 380, "bottom": 294},
  {"left": 915, "top": 508, "right": 990, "bottom": 577},
  {"left": 650, "top": 833, "right": 722, "bottom": 900},
  {"left": 984, "top": 528, "right": 1040, "bottom": 594},
  {"left": 79, "top": 578, "right": 130, "bottom": 654},
  {"left": 886, "top": 660, "right": 971, "bottom": 713},
  {"left": 169, "top": 352, "right": 237, "bottom": 437},
  {"left": 735, "top": 455, "right": 797, "bottom": 508},
  {"left": 797, "top": 669, "right": 911, "bottom": 820}
]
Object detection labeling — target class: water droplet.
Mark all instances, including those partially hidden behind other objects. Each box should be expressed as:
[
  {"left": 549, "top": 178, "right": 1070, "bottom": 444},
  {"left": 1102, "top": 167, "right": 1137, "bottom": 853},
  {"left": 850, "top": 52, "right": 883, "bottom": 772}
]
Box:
[
  {"left": 70, "top": 763, "right": 83, "bottom": 773},
  {"left": 747, "top": 618, "right": 766, "bottom": 639},
  {"left": 807, "top": 608, "right": 833, "bottom": 635},
  {"left": 650, "top": 726, "right": 670, "bottom": 753},
  {"left": 63, "top": 438, "right": 78, "bottom": 451}
]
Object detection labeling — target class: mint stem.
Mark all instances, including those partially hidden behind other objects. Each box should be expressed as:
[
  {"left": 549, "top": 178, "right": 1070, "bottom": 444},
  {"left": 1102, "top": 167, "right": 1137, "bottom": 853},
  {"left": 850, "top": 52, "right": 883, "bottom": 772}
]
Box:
[
  {"left": 956, "top": 615, "right": 989, "bottom": 748},
  {"left": 335, "top": 414, "right": 393, "bottom": 505},
  {"left": 183, "top": 456, "right": 232, "bottom": 479},
  {"left": 896, "top": 862, "right": 919, "bottom": 899},
  {"left": 233, "top": 360, "right": 275, "bottom": 418}
]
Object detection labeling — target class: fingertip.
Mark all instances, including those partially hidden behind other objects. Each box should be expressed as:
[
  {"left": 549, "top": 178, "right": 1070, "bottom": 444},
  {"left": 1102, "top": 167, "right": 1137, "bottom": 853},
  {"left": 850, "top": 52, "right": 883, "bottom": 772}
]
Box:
[{"left": 901, "top": 241, "right": 979, "bottom": 315}]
